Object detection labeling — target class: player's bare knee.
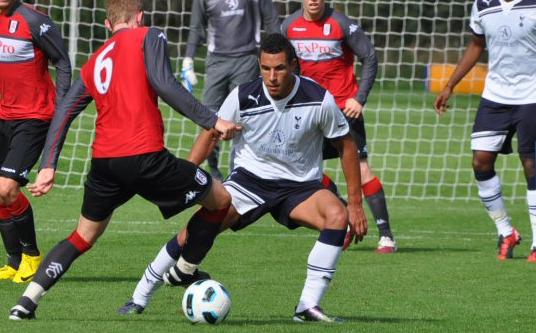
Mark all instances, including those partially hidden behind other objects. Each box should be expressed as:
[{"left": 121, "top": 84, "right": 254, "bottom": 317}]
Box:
[
  {"left": 322, "top": 204, "right": 348, "bottom": 230},
  {"left": 0, "top": 181, "right": 20, "bottom": 206}
]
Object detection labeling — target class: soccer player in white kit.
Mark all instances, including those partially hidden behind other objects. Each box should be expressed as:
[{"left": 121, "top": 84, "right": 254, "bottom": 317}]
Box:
[
  {"left": 120, "top": 33, "right": 368, "bottom": 322},
  {"left": 434, "top": 0, "right": 536, "bottom": 262}
]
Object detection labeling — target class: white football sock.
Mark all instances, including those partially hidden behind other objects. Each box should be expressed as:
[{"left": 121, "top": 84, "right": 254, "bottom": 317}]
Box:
[
  {"left": 296, "top": 240, "right": 342, "bottom": 313},
  {"left": 527, "top": 190, "right": 536, "bottom": 249},
  {"left": 132, "top": 244, "right": 176, "bottom": 307},
  {"left": 477, "top": 175, "right": 513, "bottom": 237}
]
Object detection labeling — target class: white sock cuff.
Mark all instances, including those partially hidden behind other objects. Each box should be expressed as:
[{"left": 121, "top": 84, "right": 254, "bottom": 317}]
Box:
[
  {"left": 477, "top": 175, "right": 501, "bottom": 197},
  {"left": 177, "top": 257, "right": 197, "bottom": 275}
]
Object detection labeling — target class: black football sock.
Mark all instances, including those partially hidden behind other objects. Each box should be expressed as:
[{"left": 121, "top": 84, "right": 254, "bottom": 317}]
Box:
[
  {"left": 363, "top": 177, "right": 393, "bottom": 239},
  {"left": 181, "top": 207, "right": 226, "bottom": 265},
  {"left": 12, "top": 206, "right": 40, "bottom": 256},
  {"left": 0, "top": 218, "right": 22, "bottom": 269},
  {"left": 32, "top": 231, "right": 91, "bottom": 292}
]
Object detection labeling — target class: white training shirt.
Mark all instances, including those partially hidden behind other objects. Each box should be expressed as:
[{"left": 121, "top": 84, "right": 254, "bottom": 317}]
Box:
[
  {"left": 217, "top": 75, "right": 349, "bottom": 182},
  {"left": 470, "top": 0, "right": 536, "bottom": 104}
]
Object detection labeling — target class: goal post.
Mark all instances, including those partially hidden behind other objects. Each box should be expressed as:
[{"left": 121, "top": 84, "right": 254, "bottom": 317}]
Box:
[{"left": 24, "top": 0, "right": 526, "bottom": 202}]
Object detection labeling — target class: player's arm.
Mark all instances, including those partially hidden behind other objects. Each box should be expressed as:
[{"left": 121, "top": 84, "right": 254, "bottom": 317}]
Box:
[
  {"left": 337, "top": 14, "right": 378, "bottom": 112},
  {"left": 330, "top": 134, "right": 367, "bottom": 242},
  {"left": 143, "top": 28, "right": 240, "bottom": 138},
  {"left": 28, "top": 79, "right": 93, "bottom": 197},
  {"left": 188, "top": 87, "right": 241, "bottom": 165},
  {"left": 185, "top": 0, "right": 207, "bottom": 59},
  {"left": 433, "top": 35, "right": 485, "bottom": 115},
  {"left": 28, "top": 13, "right": 72, "bottom": 100},
  {"left": 320, "top": 92, "right": 367, "bottom": 243},
  {"left": 434, "top": 2, "right": 486, "bottom": 115},
  {"left": 260, "top": 0, "right": 281, "bottom": 33},
  {"left": 187, "top": 129, "right": 220, "bottom": 166}
]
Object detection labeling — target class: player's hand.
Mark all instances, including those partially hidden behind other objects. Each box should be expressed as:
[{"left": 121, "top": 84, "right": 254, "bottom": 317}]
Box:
[
  {"left": 343, "top": 201, "right": 368, "bottom": 250},
  {"left": 27, "top": 168, "right": 56, "bottom": 197},
  {"left": 214, "top": 118, "right": 242, "bottom": 140},
  {"left": 342, "top": 98, "right": 364, "bottom": 118},
  {"left": 181, "top": 57, "right": 198, "bottom": 93},
  {"left": 434, "top": 86, "right": 452, "bottom": 116}
]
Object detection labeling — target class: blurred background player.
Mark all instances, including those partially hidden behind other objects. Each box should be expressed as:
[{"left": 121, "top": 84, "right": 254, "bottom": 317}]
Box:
[
  {"left": 181, "top": 0, "right": 280, "bottom": 180},
  {"left": 119, "top": 33, "right": 368, "bottom": 322},
  {"left": 434, "top": 0, "right": 536, "bottom": 262},
  {"left": 8, "top": 0, "right": 240, "bottom": 320},
  {"left": 282, "top": 0, "right": 396, "bottom": 253},
  {"left": 0, "top": 0, "right": 71, "bottom": 282}
]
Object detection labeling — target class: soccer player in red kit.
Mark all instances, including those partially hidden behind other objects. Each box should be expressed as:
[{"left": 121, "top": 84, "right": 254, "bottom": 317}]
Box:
[
  {"left": 282, "top": 0, "right": 396, "bottom": 253},
  {"left": 0, "top": 0, "right": 71, "bottom": 282},
  {"left": 8, "top": 0, "right": 240, "bottom": 320}
]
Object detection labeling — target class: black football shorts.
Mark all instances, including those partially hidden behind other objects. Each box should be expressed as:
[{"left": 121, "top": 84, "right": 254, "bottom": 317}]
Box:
[
  {"left": 223, "top": 167, "right": 326, "bottom": 231},
  {"left": 322, "top": 114, "right": 368, "bottom": 160},
  {"left": 81, "top": 149, "right": 213, "bottom": 221},
  {"left": 0, "top": 119, "right": 49, "bottom": 186}
]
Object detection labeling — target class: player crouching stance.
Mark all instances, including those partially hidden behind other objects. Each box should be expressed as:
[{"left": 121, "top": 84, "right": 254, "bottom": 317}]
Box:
[
  {"left": 8, "top": 0, "right": 240, "bottom": 320},
  {"left": 119, "top": 33, "right": 368, "bottom": 322}
]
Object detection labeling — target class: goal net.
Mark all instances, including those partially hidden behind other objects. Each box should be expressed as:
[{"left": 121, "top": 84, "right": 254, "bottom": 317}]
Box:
[{"left": 23, "top": 0, "right": 526, "bottom": 201}]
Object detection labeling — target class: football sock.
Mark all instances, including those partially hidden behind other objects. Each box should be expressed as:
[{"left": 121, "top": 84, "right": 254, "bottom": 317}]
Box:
[
  {"left": 12, "top": 204, "right": 40, "bottom": 256},
  {"left": 363, "top": 177, "right": 393, "bottom": 238},
  {"left": 132, "top": 234, "right": 181, "bottom": 307},
  {"left": 0, "top": 216, "right": 22, "bottom": 269},
  {"left": 24, "top": 231, "right": 91, "bottom": 305},
  {"left": 296, "top": 229, "right": 345, "bottom": 313},
  {"left": 180, "top": 207, "right": 226, "bottom": 265},
  {"left": 527, "top": 190, "right": 536, "bottom": 249},
  {"left": 477, "top": 175, "right": 513, "bottom": 237}
]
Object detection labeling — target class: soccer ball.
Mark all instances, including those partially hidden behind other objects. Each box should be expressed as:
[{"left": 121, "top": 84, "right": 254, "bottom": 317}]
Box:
[{"left": 182, "top": 279, "right": 231, "bottom": 324}]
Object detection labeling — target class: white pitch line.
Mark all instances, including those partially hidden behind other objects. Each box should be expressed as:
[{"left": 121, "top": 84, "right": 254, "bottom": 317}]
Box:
[{"left": 34, "top": 226, "right": 495, "bottom": 241}]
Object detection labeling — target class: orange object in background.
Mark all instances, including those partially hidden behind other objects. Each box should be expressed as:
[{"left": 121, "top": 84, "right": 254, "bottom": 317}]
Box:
[{"left": 426, "top": 63, "right": 488, "bottom": 94}]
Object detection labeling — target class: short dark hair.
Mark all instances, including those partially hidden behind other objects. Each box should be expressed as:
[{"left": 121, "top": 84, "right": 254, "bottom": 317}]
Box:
[{"left": 259, "top": 33, "right": 297, "bottom": 64}]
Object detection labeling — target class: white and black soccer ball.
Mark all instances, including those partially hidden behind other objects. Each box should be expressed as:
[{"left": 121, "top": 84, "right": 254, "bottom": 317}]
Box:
[{"left": 182, "top": 279, "right": 231, "bottom": 324}]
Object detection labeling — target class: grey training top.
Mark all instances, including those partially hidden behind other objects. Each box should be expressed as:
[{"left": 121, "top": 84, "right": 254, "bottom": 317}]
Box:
[{"left": 186, "top": 0, "right": 280, "bottom": 57}]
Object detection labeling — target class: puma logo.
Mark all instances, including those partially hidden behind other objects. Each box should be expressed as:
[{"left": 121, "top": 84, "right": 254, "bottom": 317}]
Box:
[{"left": 248, "top": 94, "right": 261, "bottom": 105}]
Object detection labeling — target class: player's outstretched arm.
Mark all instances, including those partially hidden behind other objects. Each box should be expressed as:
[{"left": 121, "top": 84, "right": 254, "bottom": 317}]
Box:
[
  {"left": 144, "top": 27, "right": 222, "bottom": 130},
  {"left": 27, "top": 168, "right": 55, "bottom": 197},
  {"left": 331, "top": 134, "right": 368, "bottom": 247},
  {"left": 434, "top": 35, "right": 485, "bottom": 115},
  {"left": 39, "top": 79, "right": 93, "bottom": 173}
]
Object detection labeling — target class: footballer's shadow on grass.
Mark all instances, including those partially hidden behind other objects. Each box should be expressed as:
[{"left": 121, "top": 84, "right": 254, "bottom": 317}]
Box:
[
  {"left": 347, "top": 246, "right": 478, "bottom": 253},
  {"left": 63, "top": 276, "right": 141, "bottom": 283},
  {"left": 223, "top": 316, "right": 439, "bottom": 325}
]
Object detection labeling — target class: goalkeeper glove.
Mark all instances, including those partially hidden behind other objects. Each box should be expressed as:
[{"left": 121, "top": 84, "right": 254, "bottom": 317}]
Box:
[{"left": 181, "top": 57, "right": 198, "bottom": 92}]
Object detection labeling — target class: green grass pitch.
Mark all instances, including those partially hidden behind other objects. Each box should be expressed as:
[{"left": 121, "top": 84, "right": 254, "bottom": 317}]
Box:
[{"left": 0, "top": 192, "right": 534, "bottom": 332}]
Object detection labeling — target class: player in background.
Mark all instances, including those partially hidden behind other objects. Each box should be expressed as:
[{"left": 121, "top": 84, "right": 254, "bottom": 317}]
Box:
[
  {"left": 181, "top": 0, "right": 280, "bottom": 180},
  {"left": 119, "top": 33, "right": 368, "bottom": 322},
  {"left": 434, "top": 0, "right": 536, "bottom": 262},
  {"left": 8, "top": 0, "right": 240, "bottom": 320},
  {"left": 282, "top": 0, "right": 395, "bottom": 253},
  {"left": 0, "top": 0, "right": 71, "bottom": 283}
]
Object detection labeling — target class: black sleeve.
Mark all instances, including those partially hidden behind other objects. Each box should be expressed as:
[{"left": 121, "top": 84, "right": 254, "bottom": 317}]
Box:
[
  {"left": 185, "top": 0, "right": 207, "bottom": 58},
  {"left": 334, "top": 12, "right": 378, "bottom": 105},
  {"left": 144, "top": 27, "right": 217, "bottom": 129},
  {"left": 25, "top": 9, "right": 72, "bottom": 101},
  {"left": 260, "top": 0, "right": 281, "bottom": 34},
  {"left": 40, "top": 78, "right": 93, "bottom": 170}
]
